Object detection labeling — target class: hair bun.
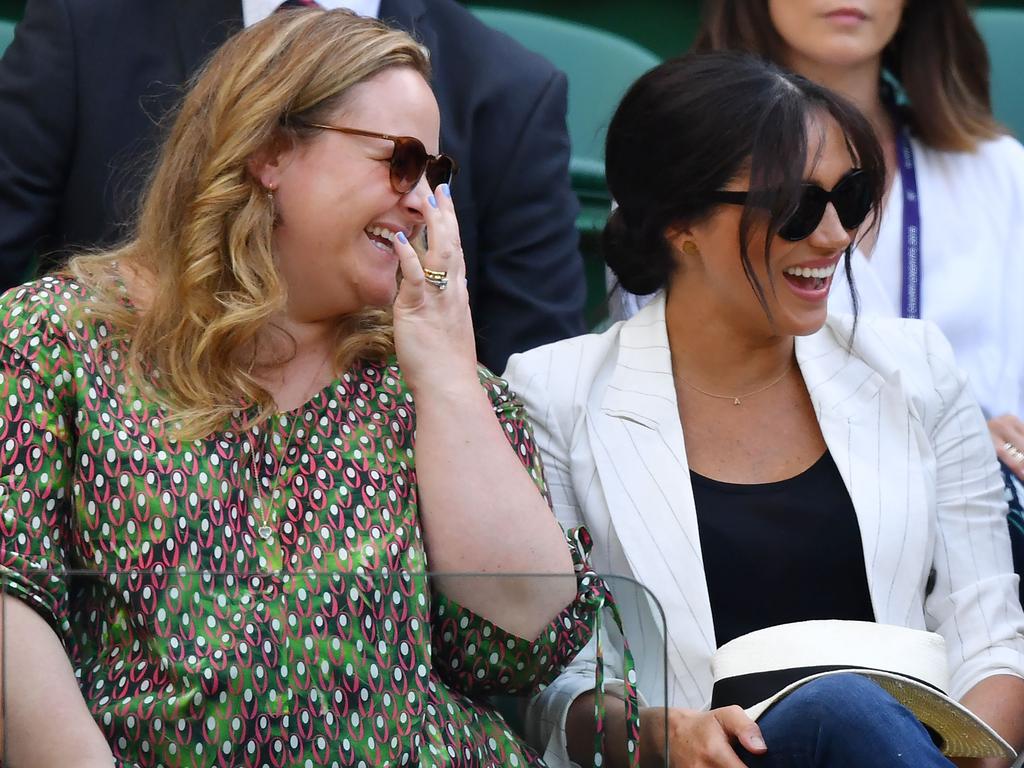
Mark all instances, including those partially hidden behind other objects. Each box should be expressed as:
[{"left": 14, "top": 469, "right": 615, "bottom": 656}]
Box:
[{"left": 602, "top": 206, "right": 671, "bottom": 296}]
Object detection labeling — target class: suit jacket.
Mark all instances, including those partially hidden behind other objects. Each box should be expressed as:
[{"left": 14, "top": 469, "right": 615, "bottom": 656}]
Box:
[
  {"left": 0, "top": 0, "right": 585, "bottom": 371},
  {"left": 503, "top": 294, "right": 1024, "bottom": 764}
]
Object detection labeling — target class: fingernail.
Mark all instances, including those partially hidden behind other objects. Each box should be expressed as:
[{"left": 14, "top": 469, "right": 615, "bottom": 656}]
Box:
[
  {"left": 750, "top": 736, "right": 766, "bottom": 750},
  {"left": 427, "top": 194, "right": 438, "bottom": 209},
  {"left": 439, "top": 183, "right": 451, "bottom": 198},
  {"left": 396, "top": 231, "right": 408, "bottom": 245}
]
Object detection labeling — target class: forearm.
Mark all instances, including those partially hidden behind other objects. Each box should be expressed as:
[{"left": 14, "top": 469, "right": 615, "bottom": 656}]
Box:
[
  {"left": 413, "top": 380, "right": 576, "bottom": 639},
  {"left": 1, "top": 596, "right": 114, "bottom": 767},
  {"left": 568, "top": 693, "right": 671, "bottom": 768},
  {"left": 955, "top": 674, "right": 1024, "bottom": 768}
]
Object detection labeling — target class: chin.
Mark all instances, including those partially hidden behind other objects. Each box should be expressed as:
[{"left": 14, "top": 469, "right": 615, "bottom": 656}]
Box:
[
  {"left": 368, "top": 282, "right": 401, "bottom": 308},
  {"left": 789, "top": 311, "right": 830, "bottom": 337}
]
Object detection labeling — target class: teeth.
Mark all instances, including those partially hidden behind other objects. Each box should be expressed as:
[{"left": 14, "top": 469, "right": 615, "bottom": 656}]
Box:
[
  {"left": 366, "top": 226, "right": 399, "bottom": 242},
  {"left": 784, "top": 263, "right": 837, "bottom": 279}
]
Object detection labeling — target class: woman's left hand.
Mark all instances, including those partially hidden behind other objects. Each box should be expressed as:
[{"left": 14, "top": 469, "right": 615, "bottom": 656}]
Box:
[
  {"left": 989, "top": 414, "right": 1024, "bottom": 481},
  {"left": 391, "top": 183, "right": 478, "bottom": 393}
]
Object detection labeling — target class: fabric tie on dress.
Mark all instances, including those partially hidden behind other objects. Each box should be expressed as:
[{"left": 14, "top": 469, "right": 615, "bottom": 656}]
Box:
[{"left": 570, "top": 527, "right": 642, "bottom": 768}]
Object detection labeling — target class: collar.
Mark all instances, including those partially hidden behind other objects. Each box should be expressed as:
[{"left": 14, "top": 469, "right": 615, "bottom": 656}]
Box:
[{"left": 242, "top": 0, "right": 382, "bottom": 27}]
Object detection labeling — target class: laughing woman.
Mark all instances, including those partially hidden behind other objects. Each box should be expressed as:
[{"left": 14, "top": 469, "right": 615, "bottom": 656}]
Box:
[
  {"left": 507, "top": 52, "right": 1024, "bottom": 768},
  {"left": 0, "top": 9, "right": 596, "bottom": 768}
]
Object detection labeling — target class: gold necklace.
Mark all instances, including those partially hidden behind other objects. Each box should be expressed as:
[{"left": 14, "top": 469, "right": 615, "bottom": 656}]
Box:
[
  {"left": 245, "top": 352, "right": 331, "bottom": 540},
  {"left": 676, "top": 359, "right": 795, "bottom": 406},
  {"left": 246, "top": 414, "right": 301, "bottom": 540}
]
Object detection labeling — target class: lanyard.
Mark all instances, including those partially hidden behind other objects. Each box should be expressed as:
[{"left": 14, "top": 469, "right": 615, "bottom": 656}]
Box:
[{"left": 895, "top": 124, "right": 922, "bottom": 319}]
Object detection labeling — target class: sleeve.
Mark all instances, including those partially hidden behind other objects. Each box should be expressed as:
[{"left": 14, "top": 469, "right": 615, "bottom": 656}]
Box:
[
  {"left": 0, "top": 282, "right": 77, "bottom": 637},
  {"left": 919, "top": 321, "right": 1024, "bottom": 699},
  {"left": 0, "top": 0, "right": 78, "bottom": 290},
  {"left": 469, "top": 67, "right": 587, "bottom": 373},
  {"left": 504, "top": 349, "right": 643, "bottom": 767},
  {"left": 430, "top": 368, "right": 602, "bottom": 697}
]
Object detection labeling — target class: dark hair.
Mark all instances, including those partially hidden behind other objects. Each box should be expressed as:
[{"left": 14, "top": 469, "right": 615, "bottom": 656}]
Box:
[
  {"left": 603, "top": 51, "right": 885, "bottom": 310},
  {"left": 694, "top": 0, "right": 1000, "bottom": 152}
]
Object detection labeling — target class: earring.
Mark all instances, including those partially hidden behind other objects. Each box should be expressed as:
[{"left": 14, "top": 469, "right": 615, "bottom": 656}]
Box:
[{"left": 265, "top": 183, "right": 276, "bottom": 203}]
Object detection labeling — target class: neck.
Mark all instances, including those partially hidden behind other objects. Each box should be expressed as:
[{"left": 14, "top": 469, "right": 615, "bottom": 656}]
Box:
[
  {"left": 255, "top": 312, "right": 336, "bottom": 369},
  {"left": 663, "top": 290, "right": 796, "bottom": 397}
]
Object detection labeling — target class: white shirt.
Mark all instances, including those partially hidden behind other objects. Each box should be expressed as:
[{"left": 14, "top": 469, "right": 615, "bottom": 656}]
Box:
[
  {"left": 829, "top": 134, "right": 1024, "bottom": 419},
  {"left": 612, "top": 133, "right": 1024, "bottom": 419},
  {"left": 242, "top": 0, "right": 381, "bottom": 27}
]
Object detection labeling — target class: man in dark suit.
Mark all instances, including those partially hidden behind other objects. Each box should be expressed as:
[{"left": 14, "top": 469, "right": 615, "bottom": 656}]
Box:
[{"left": 0, "top": 0, "right": 586, "bottom": 371}]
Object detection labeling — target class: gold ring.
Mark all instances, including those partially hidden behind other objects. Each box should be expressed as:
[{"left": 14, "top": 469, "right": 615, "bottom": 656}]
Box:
[
  {"left": 424, "top": 277, "right": 448, "bottom": 291},
  {"left": 423, "top": 268, "right": 448, "bottom": 281}
]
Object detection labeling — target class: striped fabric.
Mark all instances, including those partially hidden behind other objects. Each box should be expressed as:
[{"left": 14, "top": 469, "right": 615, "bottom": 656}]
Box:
[{"left": 505, "top": 292, "right": 1024, "bottom": 767}]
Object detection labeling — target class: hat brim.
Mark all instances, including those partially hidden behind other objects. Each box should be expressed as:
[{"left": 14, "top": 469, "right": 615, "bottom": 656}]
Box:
[{"left": 745, "top": 668, "right": 1015, "bottom": 760}]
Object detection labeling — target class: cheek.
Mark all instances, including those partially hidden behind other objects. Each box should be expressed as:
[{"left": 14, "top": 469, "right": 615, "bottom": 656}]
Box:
[{"left": 768, "top": 0, "right": 810, "bottom": 50}]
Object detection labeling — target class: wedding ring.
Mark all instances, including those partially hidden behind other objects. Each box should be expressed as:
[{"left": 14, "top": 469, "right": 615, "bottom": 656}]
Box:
[
  {"left": 423, "top": 268, "right": 448, "bottom": 291},
  {"left": 1004, "top": 441, "right": 1024, "bottom": 464}
]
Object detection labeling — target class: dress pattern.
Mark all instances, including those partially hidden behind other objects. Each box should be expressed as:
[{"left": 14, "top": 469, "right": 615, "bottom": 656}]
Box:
[{"left": 0, "top": 276, "right": 598, "bottom": 767}]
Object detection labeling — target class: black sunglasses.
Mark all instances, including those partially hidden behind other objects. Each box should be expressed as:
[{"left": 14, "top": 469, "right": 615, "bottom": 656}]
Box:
[
  {"left": 705, "top": 168, "right": 874, "bottom": 242},
  {"left": 302, "top": 123, "right": 458, "bottom": 195}
]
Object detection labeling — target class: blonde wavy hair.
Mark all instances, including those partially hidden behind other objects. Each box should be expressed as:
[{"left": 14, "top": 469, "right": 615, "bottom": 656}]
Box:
[{"left": 67, "top": 9, "right": 431, "bottom": 439}]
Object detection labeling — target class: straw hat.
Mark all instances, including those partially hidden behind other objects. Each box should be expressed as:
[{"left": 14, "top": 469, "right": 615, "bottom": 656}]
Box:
[{"left": 710, "top": 620, "right": 1015, "bottom": 760}]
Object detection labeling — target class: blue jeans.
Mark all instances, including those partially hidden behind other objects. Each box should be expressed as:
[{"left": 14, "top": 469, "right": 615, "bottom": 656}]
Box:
[{"left": 736, "top": 673, "right": 955, "bottom": 767}]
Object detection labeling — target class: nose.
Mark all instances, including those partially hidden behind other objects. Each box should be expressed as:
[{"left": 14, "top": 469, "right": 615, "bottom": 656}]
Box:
[
  {"left": 806, "top": 201, "right": 852, "bottom": 252},
  {"left": 400, "top": 172, "right": 432, "bottom": 223}
]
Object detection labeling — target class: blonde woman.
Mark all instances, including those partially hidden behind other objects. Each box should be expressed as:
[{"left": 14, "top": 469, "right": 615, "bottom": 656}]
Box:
[{"left": 0, "top": 9, "right": 594, "bottom": 767}]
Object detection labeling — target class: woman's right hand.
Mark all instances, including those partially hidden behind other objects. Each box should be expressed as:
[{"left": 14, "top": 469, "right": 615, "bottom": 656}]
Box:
[{"left": 641, "top": 706, "right": 767, "bottom": 768}]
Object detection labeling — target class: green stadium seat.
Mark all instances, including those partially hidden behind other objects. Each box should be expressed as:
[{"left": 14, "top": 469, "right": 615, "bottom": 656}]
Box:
[
  {"left": 470, "top": 7, "right": 660, "bottom": 233},
  {"left": 0, "top": 17, "right": 15, "bottom": 56},
  {"left": 470, "top": 8, "right": 660, "bottom": 325},
  {"left": 973, "top": 7, "right": 1024, "bottom": 140}
]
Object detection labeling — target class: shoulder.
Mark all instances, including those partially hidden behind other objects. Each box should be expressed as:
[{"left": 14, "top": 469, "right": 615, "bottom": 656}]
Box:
[
  {"left": 821, "top": 314, "right": 968, "bottom": 412},
  {"left": 503, "top": 323, "right": 624, "bottom": 415},
  {"left": 0, "top": 275, "right": 90, "bottom": 345},
  {"left": 915, "top": 133, "right": 1024, "bottom": 197},
  {"left": 0, "top": 275, "right": 97, "bottom": 385}
]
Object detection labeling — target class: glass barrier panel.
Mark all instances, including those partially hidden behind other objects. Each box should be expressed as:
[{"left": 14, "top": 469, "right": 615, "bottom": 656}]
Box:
[{"left": 1, "top": 569, "right": 670, "bottom": 767}]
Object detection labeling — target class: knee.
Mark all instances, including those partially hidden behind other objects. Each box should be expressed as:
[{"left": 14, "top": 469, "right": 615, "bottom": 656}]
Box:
[{"left": 777, "top": 673, "right": 905, "bottom": 731}]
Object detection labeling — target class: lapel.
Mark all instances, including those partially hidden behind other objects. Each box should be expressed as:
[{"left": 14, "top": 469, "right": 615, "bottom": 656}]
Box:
[
  {"left": 795, "top": 317, "right": 930, "bottom": 626},
  {"left": 586, "top": 295, "right": 717, "bottom": 704},
  {"left": 172, "top": 0, "right": 245, "bottom": 78},
  {"left": 586, "top": 303, "right": 927, "bottom": 704}
]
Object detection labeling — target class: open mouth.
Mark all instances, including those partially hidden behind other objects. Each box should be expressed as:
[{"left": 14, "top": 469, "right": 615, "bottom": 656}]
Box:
[
  {"left": 782, "top": 262, "right": 837, "bottom": 294},
  {"left": 365, "top": 225, "right": 400, "bottom": 253}
]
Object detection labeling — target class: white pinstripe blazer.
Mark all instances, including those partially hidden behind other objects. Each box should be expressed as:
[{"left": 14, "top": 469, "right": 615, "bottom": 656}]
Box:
[{"left": 504, "top": 293, "right": 1024, "bottom": 764}]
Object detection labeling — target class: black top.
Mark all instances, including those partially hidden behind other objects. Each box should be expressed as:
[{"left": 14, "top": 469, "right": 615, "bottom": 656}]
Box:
[{"left": 692, "top": 451, "right": 875, "bottom": 649}]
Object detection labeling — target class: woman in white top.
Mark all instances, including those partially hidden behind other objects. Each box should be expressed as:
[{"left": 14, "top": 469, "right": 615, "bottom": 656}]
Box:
[
  {"left": 509, "top": 51, "right": 1024, "bottom": 768},
  {"left": 690, "top": 0, "right": 1024, "bottom": 482}
]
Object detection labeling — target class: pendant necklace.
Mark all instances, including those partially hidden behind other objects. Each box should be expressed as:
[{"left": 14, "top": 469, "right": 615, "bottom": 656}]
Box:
[
  {"left": 676, "top": 359, "right": 794, "bottom": 406},
  {"left": 245, "top": 352, "right": 331, "bottom": 541}
]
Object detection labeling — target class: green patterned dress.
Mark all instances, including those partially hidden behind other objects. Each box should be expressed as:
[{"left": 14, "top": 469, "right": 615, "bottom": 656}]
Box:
[{"left": 0, "top": 277, "right": 599, "bottom": 767}]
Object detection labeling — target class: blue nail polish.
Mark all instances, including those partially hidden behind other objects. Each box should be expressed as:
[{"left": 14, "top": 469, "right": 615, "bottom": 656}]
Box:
[
  {"left": 439, "top": 183, "right": 451, "bottom": 198},
  {"left": 396, "top": 231, "right": 408, "bottom": 245},
  {"left": 427, "top": 194, "right": 438, "bottom": 209}
]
